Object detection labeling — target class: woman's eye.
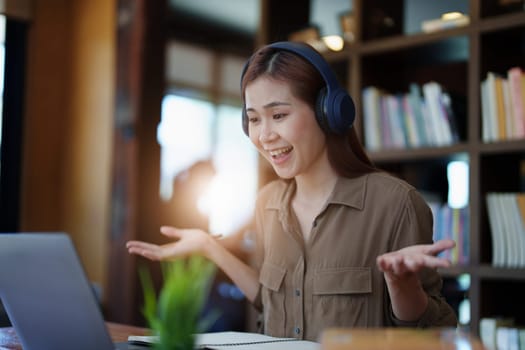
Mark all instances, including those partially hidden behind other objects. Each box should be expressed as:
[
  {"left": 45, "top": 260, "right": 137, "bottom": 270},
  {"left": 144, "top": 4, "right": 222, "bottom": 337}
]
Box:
[
  {"left": 273, "top": 113, "right": 286, "bottom": 120},
  {"left": 248, "top": 116, "right": 259, "bottom": 123}
]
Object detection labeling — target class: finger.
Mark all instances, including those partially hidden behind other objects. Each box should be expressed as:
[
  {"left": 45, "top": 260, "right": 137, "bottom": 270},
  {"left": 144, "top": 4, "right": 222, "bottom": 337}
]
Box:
[
  {"left": 403, "top": 255, "right": 427, "bottom": 271},
  {"left": 406, "top": 255, "right": 452, "bottom": 271},
  {"left": 423, "top": 255, "right": 452, "bottom": 268},
  {"left": 378, "top": 255, "right": 404, "bottom": 275},
  {"left": 377, "top": 253, "right": 402, "bottom": 273},
  {"left": 134, "top": 249, "right": 162, "bottom": 261},
  {"left": 392, "top": 255, "right": 407, "bottom": 275},
  {"left": 160, "top": 226, "right": 183, "bottom": 238},
  {"left": 426, "top": 239, "right": 456, "bottom": 256},
  {"left": 127, "top": 246, "right": 161, "bottom": 261},
  {"left": 126, "top": 241, "right": 160, "bottom": 251},
  {"left": 376, "top": 256, "right": 389, "bottom": 272}
]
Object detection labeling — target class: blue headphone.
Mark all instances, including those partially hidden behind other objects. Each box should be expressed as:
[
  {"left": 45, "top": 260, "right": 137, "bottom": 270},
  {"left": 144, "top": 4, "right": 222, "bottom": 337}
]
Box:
[{"left": 241, "top": 41, "right": 355, "bottom": 136}]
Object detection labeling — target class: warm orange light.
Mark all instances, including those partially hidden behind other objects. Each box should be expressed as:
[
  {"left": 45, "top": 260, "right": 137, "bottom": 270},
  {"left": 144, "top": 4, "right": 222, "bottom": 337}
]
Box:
[{"left": 322, "top": 35, "right": 344, "bottom": 51}]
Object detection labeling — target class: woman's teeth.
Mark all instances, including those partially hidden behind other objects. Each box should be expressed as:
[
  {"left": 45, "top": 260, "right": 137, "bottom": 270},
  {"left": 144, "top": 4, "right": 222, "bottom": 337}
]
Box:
[{"left": 269, "top": 147, "right": 292, "bottom": 158}]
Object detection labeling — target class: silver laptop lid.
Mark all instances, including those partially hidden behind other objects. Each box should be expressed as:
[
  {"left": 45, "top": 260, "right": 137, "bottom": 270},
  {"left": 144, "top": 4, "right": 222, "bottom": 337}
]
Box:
[{"left": 0, "top": 233, "right": 115, "bottom": 350}]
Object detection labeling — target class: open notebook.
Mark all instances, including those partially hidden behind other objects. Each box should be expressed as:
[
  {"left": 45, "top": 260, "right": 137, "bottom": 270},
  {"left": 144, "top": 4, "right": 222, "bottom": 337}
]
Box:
[{"left": 129, "top": 331, "right": 320, "bottom": 350}]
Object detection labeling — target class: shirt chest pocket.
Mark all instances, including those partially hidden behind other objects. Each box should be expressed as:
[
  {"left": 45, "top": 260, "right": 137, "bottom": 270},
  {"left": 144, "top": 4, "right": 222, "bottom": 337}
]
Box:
[
  {"left": 313, "top": 267, "right": 372, "bottom": 328},
  {"left": 259, "top": 262, "right": 286, "bottom": 337}
]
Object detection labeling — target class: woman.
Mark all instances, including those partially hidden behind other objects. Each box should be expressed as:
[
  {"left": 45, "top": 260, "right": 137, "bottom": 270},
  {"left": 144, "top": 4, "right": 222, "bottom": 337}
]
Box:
[{"left": 127, "top": 42, "right": 457, "bottom": 341}]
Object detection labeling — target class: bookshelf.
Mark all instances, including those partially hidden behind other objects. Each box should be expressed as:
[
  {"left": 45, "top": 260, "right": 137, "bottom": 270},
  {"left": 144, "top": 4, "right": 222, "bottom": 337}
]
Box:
[{"left": 320, "top": 0, "right": 525, "bottom": 337}]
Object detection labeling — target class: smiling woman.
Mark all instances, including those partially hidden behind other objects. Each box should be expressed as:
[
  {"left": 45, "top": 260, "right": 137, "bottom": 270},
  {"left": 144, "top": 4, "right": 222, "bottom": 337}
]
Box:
[{"left": 128, "top": 41, "right": 458, "bottom": 341}]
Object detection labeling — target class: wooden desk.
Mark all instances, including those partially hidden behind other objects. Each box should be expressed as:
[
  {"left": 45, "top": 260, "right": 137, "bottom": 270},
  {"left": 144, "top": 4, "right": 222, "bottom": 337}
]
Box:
[
  {"left": 0, "top": 322, "right": 148, "bottom": 349},
  {"left": 1, "top": 325, "right": 488, "bottom": 349},
  {"left": 321, "top": 328, "right": 487, "bottom": 350}
]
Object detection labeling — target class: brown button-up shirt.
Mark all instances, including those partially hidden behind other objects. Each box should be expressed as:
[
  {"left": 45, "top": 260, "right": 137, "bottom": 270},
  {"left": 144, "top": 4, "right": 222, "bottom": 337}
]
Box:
[{"left": 252, "top": 172, "right": 457, "bottom": 341}]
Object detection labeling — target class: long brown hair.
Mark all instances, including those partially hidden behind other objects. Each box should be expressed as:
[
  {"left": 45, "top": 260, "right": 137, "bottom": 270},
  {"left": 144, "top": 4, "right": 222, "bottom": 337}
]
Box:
[{"left": 241, "top": 43, "right": 378, "bottom": 178}]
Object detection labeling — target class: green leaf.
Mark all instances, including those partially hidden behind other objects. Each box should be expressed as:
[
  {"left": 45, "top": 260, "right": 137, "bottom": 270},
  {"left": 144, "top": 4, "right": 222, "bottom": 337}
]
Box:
[{"left": 138, "top": 256, "right": 219, "bottom": 350}]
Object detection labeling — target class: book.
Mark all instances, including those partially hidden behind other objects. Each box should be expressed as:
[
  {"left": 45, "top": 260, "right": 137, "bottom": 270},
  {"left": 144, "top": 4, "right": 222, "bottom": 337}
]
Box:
[
  {"left": 362, "top": 86, "right": 382, "bottom": 151},
  {"left": 486, "top": 193, "right": 506, "bottom": 266},
  {"left": 496, "top": 327, "right": 519, "bottom": 350},
  {"left": 128, "top": 331, "right": 320, "bottom": 350},
  {"left": 486, "top": 192, "right": 525, "bottom": 267},
  {"left": 482, "top": 68, "right": 525, "bottom": 142},
  {"left": 485, "top": 72, "right": 500, "bottom": 142},
  {"left": 439, "top": 91, "right": 460, "bottom": 143},
  {"left": 507, "top": 193, "right": 525, "bottom": 266},
  {"left": 481, "top": 78, "right": 491, "bottom": 142},
  {"left": 515, "top": 193, "right": 525, "bottom": 267},
  {"left": 401, "top": 92, "right": 421, "bottom": 147},
  {"left": 385, "top": 94, "right": 407, "bottom": 148},
  {"left": 408, "top": 83, "right": 431, "bottom": 146},
  {"left": 494, "top": 75, "right": 507, "bottom": 140},
  {"left": 479, "top": 317, "right": 514, "bottom": 350},
  {"left": 502, "top": 79, "right": 515, "bottom": 139},
  {"left": 422, "top": 81, "right": 454, "bottom": 146},
  {"left": 496, "top": 193, "right": 514, "bottom": 266},
  {"left": 507, "top": 67, "right": 525, "bottom": 138}
]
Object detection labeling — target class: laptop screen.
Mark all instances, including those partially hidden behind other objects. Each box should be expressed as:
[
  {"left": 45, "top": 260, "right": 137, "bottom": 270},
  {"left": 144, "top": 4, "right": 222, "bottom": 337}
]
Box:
[{"left": 0, "top": 233, "right": 115, "bottom": 350}]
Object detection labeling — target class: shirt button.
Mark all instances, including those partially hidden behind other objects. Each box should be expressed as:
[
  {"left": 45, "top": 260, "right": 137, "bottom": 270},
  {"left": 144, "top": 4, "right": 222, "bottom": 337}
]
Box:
[
  {"left": 295, "top": 327, "right": 301, "bottom": 334},
  {"left": 295, "top": 289, "right": 301, "bottom": 296}
]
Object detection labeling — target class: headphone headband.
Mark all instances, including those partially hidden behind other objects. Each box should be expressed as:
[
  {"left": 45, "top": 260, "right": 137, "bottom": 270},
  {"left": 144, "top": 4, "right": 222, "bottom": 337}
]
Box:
[
  {"left": 267, "top": 41, "right": 340, "bottom": 96},
  {"left": 241, "top": 41, "right": 355, "bottom": 135}
]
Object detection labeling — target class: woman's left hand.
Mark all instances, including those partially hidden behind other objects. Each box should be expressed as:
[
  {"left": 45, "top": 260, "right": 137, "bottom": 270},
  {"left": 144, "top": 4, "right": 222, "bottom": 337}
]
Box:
[
  {"left": 376, "top": 239, "right": 456, "bottom": 321},
  {"left": 376, "top": 239, "right": 456, "bottom": 281}
]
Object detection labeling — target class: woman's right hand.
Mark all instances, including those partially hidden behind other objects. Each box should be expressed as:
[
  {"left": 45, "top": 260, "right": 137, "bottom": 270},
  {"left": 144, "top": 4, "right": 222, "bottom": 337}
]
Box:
[
  {"left": 126, "top": 226, "right": 214, "bottom": 261},
  {"left": 128, "top": 225, "right": 260, "bottom": 303}
]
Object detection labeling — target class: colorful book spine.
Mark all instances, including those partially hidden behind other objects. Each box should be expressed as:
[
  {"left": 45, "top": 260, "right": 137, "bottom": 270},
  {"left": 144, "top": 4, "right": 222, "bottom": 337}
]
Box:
[{"left": 481, "top": 67, "right": 525, "bottom": 142}]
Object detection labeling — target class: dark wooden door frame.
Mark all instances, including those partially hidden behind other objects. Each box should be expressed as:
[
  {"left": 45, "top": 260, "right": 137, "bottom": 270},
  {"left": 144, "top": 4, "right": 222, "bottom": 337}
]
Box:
[
  {"left": 106, "top": 0, "right": 166, "bottom": 325},
  {"left": 0, "top": 19, "right": 28, "bottom": 233}
]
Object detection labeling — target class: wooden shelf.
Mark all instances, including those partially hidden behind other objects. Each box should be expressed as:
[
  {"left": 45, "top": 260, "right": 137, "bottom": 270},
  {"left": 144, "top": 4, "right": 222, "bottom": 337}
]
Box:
[
  {"left": 369, "top": 144, "right": 469, "bottom": 163},
  {"left": 357, "top": 26, "right": 472, "bottom": 55},
  {"left": 479, "top": 11, "right": 525, "bottom": 33},
  {"left": 476, "top": 265, "right": 525, "bottom": 281},
  {"left": 351, "top": 0, "right": 525, "bottom": 336},
  {"left": 440, "top": 265, "right": 525, "bottom": 281},
  {"left": 478, "top": 139, "right": 525, "bottom": 154},
  {"left": 268, "top": 0, "right": 525, "bottom": 337}
]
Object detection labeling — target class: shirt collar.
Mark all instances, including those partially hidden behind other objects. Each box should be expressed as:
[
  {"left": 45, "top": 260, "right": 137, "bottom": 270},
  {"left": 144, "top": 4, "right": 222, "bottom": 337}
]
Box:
[
  {"left": 264, "top": 174, "right": 368, "bottom": 211},
  {"left": 327, "top": 175, "right": 367, "bottom": 210}
]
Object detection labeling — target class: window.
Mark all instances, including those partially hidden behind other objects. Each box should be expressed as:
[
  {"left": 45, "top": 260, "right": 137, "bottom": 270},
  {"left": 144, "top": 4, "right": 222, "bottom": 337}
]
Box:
[
  {"left": 447, "top": 158, "right": 469, "bottom": 209},
  {"left": 157, "top": 95, "right": 214, "bottom": 201},
  {"left": 158, "top": 95, "right": 258, "bottom": 236}
]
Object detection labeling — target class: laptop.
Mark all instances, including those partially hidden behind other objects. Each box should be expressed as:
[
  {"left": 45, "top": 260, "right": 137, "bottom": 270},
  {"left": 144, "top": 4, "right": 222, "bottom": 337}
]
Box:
[{"left": 0, "top": 232, "right": 145, "bottom": 350}]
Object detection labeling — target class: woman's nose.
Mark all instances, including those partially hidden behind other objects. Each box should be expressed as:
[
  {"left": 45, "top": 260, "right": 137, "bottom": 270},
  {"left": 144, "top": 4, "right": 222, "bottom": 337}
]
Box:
[{"left": 259, "top": 122, "right": 277, "bottom": 142}]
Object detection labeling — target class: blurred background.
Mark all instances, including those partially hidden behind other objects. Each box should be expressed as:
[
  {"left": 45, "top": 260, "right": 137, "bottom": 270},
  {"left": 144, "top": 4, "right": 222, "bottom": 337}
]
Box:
[{"left": 0, "top": 0, "right": 359, "bottom": 330}]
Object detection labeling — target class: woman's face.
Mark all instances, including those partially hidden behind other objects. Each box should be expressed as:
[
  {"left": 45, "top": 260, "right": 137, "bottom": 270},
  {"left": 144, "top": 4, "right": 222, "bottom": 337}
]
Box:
[{"left": 245, "top": 76, "right": 327, "bottom": 179}]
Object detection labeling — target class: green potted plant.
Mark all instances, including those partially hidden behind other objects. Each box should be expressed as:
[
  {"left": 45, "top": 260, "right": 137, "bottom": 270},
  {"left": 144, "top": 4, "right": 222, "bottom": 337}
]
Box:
[{"left": 139, "top": 256, "right": 218, "bottom": 350}]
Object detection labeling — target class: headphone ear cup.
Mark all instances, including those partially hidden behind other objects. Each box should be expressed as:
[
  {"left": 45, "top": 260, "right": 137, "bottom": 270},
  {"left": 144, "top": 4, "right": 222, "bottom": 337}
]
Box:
[
  {"left": 327, "top": 89, "right": 355, "bottom": 134},
  {"left": 316, "top": 87, "right": 355, "bottom": 134},
  {"left": 315, "top": 87, "right": 331, "bottom": 133}
]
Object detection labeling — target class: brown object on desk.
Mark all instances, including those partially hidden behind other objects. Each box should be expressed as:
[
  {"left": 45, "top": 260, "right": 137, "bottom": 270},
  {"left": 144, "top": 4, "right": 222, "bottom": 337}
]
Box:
[
  {"left": 0, "top": 322, "right": 149, "bottom": 350},
  {"left": 320, "top": 328, "right": 487, "bottom": 350}
]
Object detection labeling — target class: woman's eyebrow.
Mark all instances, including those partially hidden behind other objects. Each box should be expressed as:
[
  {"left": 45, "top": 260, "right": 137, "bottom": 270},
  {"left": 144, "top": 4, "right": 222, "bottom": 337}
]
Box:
[{"left": 246, "top": 101, "right": 291, "bottom": 113}]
